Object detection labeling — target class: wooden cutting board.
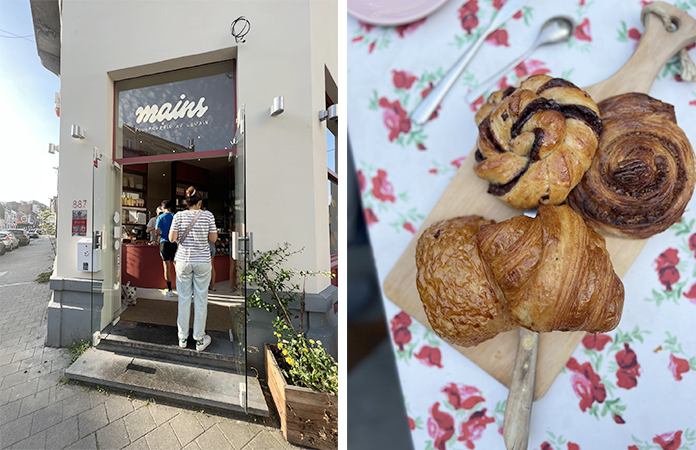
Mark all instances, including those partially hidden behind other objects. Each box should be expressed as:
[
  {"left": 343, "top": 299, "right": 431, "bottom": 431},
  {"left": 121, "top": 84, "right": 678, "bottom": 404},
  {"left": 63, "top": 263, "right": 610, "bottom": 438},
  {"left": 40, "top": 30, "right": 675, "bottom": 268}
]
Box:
[{"left": 383, "top": 2, "right": 696, "bottom": 401}]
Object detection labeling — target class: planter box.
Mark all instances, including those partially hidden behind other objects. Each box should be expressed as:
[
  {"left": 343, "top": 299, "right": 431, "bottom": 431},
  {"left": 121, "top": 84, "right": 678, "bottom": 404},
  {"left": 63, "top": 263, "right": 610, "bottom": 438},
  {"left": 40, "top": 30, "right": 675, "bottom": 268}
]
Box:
[{"left": 265, "top": 344, "right": 338, "bottom": 450}]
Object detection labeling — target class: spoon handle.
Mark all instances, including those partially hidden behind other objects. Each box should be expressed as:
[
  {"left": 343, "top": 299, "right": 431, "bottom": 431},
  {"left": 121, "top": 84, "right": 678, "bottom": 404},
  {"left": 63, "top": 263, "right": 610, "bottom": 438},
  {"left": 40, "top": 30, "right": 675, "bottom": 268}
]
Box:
[
  {"left": 410, "top": 23, "right": 494, "bottom": 126},
  {"left": 503, "top": 327, "right": 538, "bottom": 450},
  {"left": 465, "top": 44, "right": 536, "bottom": 104}
]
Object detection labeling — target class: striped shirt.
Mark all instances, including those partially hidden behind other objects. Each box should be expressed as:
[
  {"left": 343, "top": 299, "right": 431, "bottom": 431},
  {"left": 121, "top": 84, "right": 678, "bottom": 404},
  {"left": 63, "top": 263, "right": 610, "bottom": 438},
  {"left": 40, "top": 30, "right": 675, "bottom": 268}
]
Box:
[{"left": 171, "top": 209, "right": 216, "bottom": 264}]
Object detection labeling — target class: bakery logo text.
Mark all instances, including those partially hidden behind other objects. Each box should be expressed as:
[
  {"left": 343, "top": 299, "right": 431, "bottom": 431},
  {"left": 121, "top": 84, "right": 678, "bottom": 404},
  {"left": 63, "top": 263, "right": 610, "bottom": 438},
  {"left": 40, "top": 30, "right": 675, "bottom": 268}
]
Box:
[{"left": 135, "top": 94, "right": 208, "bottom": 124}]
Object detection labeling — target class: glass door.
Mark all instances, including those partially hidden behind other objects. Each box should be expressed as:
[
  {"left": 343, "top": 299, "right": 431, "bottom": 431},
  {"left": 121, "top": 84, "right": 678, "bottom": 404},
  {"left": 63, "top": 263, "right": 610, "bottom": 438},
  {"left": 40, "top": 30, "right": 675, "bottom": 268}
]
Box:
[{"left": 226, "top": 104, "right": 248, "bottom": 411}]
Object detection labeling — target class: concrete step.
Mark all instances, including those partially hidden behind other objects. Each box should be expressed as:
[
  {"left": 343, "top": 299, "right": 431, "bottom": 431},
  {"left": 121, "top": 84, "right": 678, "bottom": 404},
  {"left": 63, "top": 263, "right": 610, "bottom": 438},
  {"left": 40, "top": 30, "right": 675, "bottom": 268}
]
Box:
[
  {"left": 98, "top": 322, "right": 245, "bottom": 372},
  {"left": 65, "top": 347, "right": 269, "bottom": 417}
]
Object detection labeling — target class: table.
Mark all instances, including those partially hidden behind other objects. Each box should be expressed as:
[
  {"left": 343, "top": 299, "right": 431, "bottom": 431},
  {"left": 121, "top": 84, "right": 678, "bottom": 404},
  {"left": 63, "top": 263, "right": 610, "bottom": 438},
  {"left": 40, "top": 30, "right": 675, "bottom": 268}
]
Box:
[{"left": 348, "top": 0, "right": 696, "bottom": 448}]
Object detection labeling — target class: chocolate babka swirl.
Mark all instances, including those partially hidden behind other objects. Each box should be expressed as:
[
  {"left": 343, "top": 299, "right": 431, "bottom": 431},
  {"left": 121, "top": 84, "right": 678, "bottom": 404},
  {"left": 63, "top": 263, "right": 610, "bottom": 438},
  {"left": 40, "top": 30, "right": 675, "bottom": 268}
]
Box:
[
  {"left": 566, "top": 93, "right": 696, "bottom": 239},
  {"left": 473, "top": 74, "right": 602, "bottom": 210}
]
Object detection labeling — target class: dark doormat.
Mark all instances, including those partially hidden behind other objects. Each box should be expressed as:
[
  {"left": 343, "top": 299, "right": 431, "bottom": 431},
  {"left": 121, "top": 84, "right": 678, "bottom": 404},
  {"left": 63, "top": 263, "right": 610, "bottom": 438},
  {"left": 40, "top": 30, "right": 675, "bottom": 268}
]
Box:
[{"left": 119, "top": 298, "right": 244, "bottom": 333}]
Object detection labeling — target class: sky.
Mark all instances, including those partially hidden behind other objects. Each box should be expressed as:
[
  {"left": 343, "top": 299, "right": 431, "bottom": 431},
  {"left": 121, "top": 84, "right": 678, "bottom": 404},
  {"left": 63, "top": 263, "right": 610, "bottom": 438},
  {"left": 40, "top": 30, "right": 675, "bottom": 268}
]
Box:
[{"left": 0, "top": 0, "right": 60, "bottom": 206}]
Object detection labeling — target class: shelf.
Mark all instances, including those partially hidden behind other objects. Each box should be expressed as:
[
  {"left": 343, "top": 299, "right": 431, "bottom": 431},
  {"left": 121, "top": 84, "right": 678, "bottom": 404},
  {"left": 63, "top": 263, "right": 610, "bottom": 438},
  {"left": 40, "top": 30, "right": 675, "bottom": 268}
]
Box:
[
  {"left": 122, "top": 206, "right": 147, "bottom": 211},
  {"left": 123, "top": 187, "right": 146, "bottom": 193}
]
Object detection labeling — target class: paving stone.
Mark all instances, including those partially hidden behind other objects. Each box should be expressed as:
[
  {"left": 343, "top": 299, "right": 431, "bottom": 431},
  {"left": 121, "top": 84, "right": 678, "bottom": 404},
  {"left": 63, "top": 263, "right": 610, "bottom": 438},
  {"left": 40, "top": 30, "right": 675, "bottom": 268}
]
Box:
[
  {"left": 145, "top": 422, "right": 180, "bottom": 450},
  {"left": 1, "top": 370, "right": 28, "bottom": 390},
  {"left": 0, "top": 415, "right": 32, "bottom": 448},
  {"left": 123, "top": 403, "right": 157, "bottom": 442},
  {"left": 88, "top": 389, "right": 110, "bottom": 408},
  {"left": 245, "top": 429, "right": 293, "bottom": 450},
  {"left": 195, "top": 424, "right": 233, "bottom": 450},
  {"left": 0, "top": 387, "right": 11, "bottom": 406},
  {"left": 194, "top": 411, "right": 219, "bottom": 430},
  {"left": 96, "top": 418, "right": 130, "bottom": 450},
  {"left": 147, "top": 403, "right": 179, "bottom": 426},
  {"left": 169, "top": 412, "right": 204, "bottom": 447},
  {"left": 105, "top": 395, "right": 135, "bottom": 422},
  {"left": 0, "top": 337, "right": 21, "bottom": 349},
  {"left": 40, "top": 346, "right": 66, "bottom": 362},
  {"left": 18, "top": 388, "right": 49, "bottom": 417},
  {"left": 2, "top": 343, "right": 28, "bottom": 357},
  {"left": 63, "top": 392, "right": 91, "bottom": 419},
  {"left": 217, "top": 419, "right": 260, "bottom": 449},
  {"left": 44, "top": 415, "right": 79, "bottom": 450},
  {"left": 18, "top": 355, "right": 42, "bottom": 371},
  {"left": 123, "top": 437, "right": 150, "bottom": 450},
  {"left": 37, "top": 369, "right": 64, "bottom": 392},
  {"left": 77, "top": 404, "right": 109, "bottom": 439},
  {"left": 9, "top": 348, "right": 35, "bottom": 365},
  {"left": 10, "top": 428, "right": 46, "bottom": 450},
  {"left": 0, "top": 400, "right": 21, "bottom": 426},
  {"left": 65, "top": 433, "right": 98, "bottom": 450},
  {"left": 181, "top": 441, "right": 200, "bottom": 450},
  {"left": 30, "top": 401, "right": 63, "bottom": 434},
  {"left": 8, "top": 378, "right": 39, "bottom": 403},
  {"left": 0, "top": 354, "right": 13, "bottom": 366}
]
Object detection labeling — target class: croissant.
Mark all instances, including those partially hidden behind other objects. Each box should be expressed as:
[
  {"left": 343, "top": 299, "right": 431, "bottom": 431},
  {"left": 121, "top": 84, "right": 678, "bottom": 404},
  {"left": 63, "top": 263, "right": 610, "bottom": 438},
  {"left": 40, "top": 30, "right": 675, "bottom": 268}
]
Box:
[
  {"left": 473, "top": 74, "right": 603, "bottom": 210},
  {"left": 415, "top": 205, "right": 624, "bottom": 346},
  {"left": 415, "top": 216, "right": 516, "bottom": 347},
  {"left": 476, "top": 205, "right": 624, "bottom": 333},
  {"left": 566, "top": 93, "right": 696, "bottom": 239}
]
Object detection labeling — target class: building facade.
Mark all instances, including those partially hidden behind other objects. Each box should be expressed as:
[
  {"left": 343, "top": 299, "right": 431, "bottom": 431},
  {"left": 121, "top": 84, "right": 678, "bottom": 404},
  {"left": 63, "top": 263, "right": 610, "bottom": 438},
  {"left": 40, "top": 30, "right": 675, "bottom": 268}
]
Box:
[{"left": 32, "top": 0, "right": 338, "bottom": 373}]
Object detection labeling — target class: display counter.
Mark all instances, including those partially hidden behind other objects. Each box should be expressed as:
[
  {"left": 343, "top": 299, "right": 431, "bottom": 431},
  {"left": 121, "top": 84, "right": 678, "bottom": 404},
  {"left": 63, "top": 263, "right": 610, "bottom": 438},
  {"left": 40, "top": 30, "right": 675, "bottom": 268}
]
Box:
[{"left": 122, "top": 243, "right": 230, "bottom": 289}]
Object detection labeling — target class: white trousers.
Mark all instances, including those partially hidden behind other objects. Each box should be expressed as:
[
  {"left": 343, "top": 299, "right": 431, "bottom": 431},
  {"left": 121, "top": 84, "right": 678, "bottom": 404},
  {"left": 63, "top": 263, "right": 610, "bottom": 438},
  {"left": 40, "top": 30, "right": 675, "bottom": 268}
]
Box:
[{"left": 175, "top": 261, "right": 212, "bottom": 341}]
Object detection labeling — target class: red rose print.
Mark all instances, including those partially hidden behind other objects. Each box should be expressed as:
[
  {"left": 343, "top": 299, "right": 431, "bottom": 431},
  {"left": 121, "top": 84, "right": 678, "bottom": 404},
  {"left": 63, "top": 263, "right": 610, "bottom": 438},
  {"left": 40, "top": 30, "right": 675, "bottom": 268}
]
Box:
[
  {"left": 690, "top": 99, "right": 696, "bottom": 106},
  {"left": 420, "top": 82, "right": 441, "bottom": 121},
  {"left": 392, "top": 70, "right": 418, "bottom": 89},
  {"left": 369, "top": 42, "right": 376, "bottom": 53},
  {"left": 408, "top": 416, "right": 416, "bottom": 430},
  {"left": 653, "top": 431, "right": 683, "bottom": 450},
  {"left": 390, "top": 311, "right": 412, "bottom": 350},
  {"left": 540, "top": 442, "right": 553, "bottom": 450},
  {"left": 683, "top": 283, "right": 696, "bottom": 302},
  {"left": 613, "top": 413, "right": 625, "bottom": 424},
  {"left": 616, "top": 343, "right": 641, "bottom": 389},
  {"left": 566, "top": 357, "right": 607, "bottom": 411},
  {"left": 429, "top": 168, "right": 438, "bottom": 174},
  {"left": 371, "top": 169, "right": 396, "bottom": 203},
  {"left": 492, "top": 0, "right": 504, "bottom": 9},
  {"left": 357, "top": 170, "right": 366, "bottom": 194},
  {"left": 359, "top": 21, "right": 375, "bottom": 33},
  {"left": 640, "top": 0, "right": 654, "bottom": 6},
  {"left": 404, "top": 222, "right": 416, "bottom": 234},
  {"left": 396, "top": 18, "right": 426, "bottom": 38},
  {"left": 470, "top": 96, "right": 484, "bottom": 112},
  {"left": 582, "top": 333, "right": 613, "bottom": 351},
  {"left": 417, "top": 143, "right": 427, "bottom": 151},
  {"left": 451, "top": 157, "right": 466, "bottom": 169},
  {"left": 458, "top": 0, "right": 479, "bottom": 35},
  {"left": 378, "top": 98, "right": 411, "bottom": 141},
  {"left": 655, "top": 248, "right": 679, "bottom": 270},
  {"left": 628, "top": 28, "right": 641, "bottom": 40},
  {"left": 575, "top": 18, "right": 592, "bottom": 42},
  {"left": 579, "top": 0, "right": 585, "bottom": 5},
  {"left": 415, "top": 345, "right": 443, "bottom": 368},
  {"left": 514, "top": 60, "right": 551, "bottom": 79},
  {"left": 659, "top": 266, "right": 680, "bottom": 291},
  {"left": 486, "top": 29, "right": 509, "bottom": 46},
  {"left": 629, "top": 446, "right": 639, "bottom": 450},
  {"left": 669, "top": 354, "right": 690, "bottom": 381},
  {"left": 442, "top": 383, "right": 484, "bottom": 410},
  {"left": 428, "top": 403, "right": 455, "bottom": 450},
  {"left": 457, "top": 409, "right": 495, "bottom": 449},
  {"left": 689, "top": 234, "right": 696, "bottom": 253},
  {"left": 568, "top": 443, "right": 580, "bottom": 450},
  {"left": 497, "top": 76, "right": 512, "bottom": 90},
  {"left": 352, "top": 36, "right": 364, "bottom": 43},
  {"left": 364, "top": 207, "right": 378, "bottom": 226},
  {"left": 513, "top": 10, "right": 522, "bottom": 19}
]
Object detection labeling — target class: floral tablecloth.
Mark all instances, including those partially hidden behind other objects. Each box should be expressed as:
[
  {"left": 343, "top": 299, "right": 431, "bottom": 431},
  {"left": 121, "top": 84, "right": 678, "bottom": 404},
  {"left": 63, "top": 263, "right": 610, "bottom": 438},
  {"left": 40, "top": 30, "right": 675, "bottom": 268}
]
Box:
[{"left": 348, "top": 0, "right": 696, "bottom": 448}]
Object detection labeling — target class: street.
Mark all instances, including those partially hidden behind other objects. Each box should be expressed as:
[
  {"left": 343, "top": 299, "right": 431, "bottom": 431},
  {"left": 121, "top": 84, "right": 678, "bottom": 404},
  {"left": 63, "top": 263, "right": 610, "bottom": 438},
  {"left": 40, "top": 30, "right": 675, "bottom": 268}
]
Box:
[{"left": 0, "top": 237, "right": 299, "bottom": 450}]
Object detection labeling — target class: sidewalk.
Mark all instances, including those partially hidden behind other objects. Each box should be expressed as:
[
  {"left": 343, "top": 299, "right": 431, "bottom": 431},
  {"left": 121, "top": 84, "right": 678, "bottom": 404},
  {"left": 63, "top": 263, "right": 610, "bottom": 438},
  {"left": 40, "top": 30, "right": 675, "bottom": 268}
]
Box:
[{"left": 0, "top": 240, "right": 302, "bottom": 450}]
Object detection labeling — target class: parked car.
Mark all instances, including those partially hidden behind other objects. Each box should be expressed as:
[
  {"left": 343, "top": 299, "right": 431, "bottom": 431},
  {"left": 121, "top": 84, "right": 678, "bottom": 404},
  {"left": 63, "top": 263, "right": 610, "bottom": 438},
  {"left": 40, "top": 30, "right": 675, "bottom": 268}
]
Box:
[
  {"left": 0, "top": 231, "right": 20, "bottom": 252},
  {"left": 28, "top": 230, "right": 39, "bottom": 239},
  {"left": 5, "top": 229, "right": 30, "bottom": 246}
]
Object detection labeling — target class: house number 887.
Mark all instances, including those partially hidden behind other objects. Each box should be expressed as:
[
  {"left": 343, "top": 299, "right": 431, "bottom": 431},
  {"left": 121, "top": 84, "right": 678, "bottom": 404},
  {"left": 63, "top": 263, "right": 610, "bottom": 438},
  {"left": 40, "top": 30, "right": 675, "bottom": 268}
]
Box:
[{"left": 73, "top": 200, "right": 87, "bottom": 208}]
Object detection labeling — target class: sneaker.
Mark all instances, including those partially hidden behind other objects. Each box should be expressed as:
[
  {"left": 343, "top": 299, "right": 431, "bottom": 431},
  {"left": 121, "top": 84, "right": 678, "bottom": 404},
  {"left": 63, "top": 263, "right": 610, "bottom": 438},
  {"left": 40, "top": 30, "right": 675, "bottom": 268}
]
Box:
[
  {"left": 195, "top": 335, "right": 212, "bottom": 352},
  {"left": 178, "top": 338, "right": 188, "bottom": 349},
  {"left": 165, "top": 289, "right": 174, "bottom": 297}
]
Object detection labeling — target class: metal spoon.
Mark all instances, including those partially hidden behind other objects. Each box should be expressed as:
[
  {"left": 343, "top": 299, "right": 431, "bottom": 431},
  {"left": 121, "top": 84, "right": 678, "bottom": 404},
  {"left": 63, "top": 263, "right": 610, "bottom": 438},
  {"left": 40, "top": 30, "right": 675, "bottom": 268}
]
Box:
[{"left": 465, "top": 16, "right": 575, "bottom": 104}]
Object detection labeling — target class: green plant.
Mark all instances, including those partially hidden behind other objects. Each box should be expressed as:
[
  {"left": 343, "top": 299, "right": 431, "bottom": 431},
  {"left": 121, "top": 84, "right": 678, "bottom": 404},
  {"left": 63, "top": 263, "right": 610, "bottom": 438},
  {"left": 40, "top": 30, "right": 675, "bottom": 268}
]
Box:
[
  {"left": 67, "top": 340, "right": 91, "bottom": 365},
  {"left": 245, "top": 243, "right": 337, "bottom": 396},
  {"left": 96, "top": 385, "right": 109, "bottom": 394},
  {"left": 35, "top": 271, "right": 51, "bottom": 283}
]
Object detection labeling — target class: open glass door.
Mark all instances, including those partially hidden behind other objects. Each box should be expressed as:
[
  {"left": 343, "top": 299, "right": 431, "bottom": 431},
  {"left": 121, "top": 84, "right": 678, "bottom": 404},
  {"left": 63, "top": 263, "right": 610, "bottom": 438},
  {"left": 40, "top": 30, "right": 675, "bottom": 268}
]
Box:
[
  {"left": 91, "top": 147, "right": 123, "bottom": 340},
  {"left": 226, "top": 104, "right": 248, "bottom": 411}
]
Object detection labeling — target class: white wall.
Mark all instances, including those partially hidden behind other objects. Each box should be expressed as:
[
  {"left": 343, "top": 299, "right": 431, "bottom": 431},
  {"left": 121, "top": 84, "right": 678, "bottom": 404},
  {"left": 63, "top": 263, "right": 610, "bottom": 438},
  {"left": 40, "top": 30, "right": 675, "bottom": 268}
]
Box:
[{"left": 57, "top": 0, "right": 337, "bottom": 293}]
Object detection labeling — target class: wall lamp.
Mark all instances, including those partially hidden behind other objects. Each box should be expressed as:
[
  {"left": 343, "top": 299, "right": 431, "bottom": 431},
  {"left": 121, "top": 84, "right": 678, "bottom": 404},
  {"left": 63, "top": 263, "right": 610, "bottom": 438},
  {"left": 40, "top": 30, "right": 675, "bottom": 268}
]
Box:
[
  {"left": 319, "top": 104, "right": 338, "bottom": 122},
  {"left": 71, "top": 124, "right": 85, "bottom": 139},
  {"left": 48, "top": 143, "right": 59, "bottom": 154},
  {"left": 270, "top": 96, "right": 285, "bottom": 117}
]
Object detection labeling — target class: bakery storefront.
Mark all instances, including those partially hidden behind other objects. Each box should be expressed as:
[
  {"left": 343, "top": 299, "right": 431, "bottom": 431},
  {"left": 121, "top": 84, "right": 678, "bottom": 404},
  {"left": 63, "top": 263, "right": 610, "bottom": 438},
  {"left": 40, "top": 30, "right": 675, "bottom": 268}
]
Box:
[{"left": 36, "top": 0, "right": 338, "bottom": 415}]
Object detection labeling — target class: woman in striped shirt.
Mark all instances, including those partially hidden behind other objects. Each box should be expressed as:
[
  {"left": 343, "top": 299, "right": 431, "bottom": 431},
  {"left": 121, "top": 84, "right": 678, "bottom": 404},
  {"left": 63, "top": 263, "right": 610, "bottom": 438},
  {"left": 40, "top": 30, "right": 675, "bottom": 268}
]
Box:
[{"left": 168, "top": 186, "right": 217, "bottom": 352}]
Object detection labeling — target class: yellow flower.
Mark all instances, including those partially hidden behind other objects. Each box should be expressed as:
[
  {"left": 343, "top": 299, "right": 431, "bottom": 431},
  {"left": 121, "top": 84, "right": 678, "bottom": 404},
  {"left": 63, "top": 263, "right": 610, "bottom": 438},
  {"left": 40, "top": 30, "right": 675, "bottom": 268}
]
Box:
[
  {"left": 317, "top": 340, "right": 322, "bottom": 346},
  {"left": 309, "top": 339, "right": 315, "bottom": 344},
  {"left": 286, "top": 357, "right": 294, "bottom": 365},
  {"left": 282, "top": 349, "right": 288, "bottom": 355},
  {"left": 277, "top": 342, "right": 283, "bottom": 349}
]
